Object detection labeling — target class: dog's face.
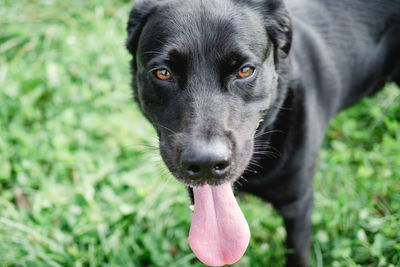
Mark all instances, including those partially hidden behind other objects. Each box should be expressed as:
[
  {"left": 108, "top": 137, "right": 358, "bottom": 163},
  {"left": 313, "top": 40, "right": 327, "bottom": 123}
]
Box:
[{"left": 126, "top": 0, "right": 291, "bottom": 187}]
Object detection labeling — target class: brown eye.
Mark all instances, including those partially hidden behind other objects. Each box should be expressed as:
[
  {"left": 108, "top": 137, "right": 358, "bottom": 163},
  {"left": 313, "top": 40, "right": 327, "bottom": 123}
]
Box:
[
  {"left": 237, "top": 66, "right": 255, "bottom": 78},
  {"left": 154, "top": 69, "right": 172, "bottom": 80}
]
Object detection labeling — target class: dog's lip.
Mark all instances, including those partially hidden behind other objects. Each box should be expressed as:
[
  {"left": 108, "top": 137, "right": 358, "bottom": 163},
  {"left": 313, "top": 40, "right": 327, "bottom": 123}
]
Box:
[{"left": 179, "top": 176, "right": 236, "bottom": 188}]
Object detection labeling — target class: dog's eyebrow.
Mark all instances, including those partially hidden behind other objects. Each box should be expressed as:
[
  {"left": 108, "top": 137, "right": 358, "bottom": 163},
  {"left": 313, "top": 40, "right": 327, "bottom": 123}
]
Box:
[
  {"left": 220, "top": 50, "right": 262, "bottom": 68},
  {"left": 145, "top": 57, "right": 168, "bottom": 70},
  {"left": 144, "top": 48, "right": 188, "bottom": 66},
  {"left": 167, "top": 49, "right": 188, "bottom": 65}
]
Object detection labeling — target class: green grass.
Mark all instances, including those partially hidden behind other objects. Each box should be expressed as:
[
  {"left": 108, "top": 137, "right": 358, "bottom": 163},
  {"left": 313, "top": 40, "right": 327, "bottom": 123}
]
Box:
[{"left": 0, "top": 0, "right": 399, "bottom": 266}]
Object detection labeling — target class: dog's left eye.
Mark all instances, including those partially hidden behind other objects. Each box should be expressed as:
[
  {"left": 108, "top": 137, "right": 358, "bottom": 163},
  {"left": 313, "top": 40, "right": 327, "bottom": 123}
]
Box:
[
  {"left": 237, "top": 66, "right": 255, "bottom": 79},
  {"left": 154, "top": 68, "right": 172, "bottom": 81}
]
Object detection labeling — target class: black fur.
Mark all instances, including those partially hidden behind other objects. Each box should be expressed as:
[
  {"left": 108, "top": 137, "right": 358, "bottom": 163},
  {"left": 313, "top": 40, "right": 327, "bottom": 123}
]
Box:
[{"left": 126, "top": 0, "right": 400, "bottom": 266}]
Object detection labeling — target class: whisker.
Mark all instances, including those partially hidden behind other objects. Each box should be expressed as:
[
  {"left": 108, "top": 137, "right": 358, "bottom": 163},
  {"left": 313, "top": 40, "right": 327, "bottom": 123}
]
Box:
[
  {"left": 153, "top": 123, "right": 177, "bottom": 135},
  {"left": 235, "top": 176, "right": 246, "bottom": 187},
  {"left": 244, "top": 164, "right": 259, "bottom": 174},
  {"left": 249, "top": 161, "right": 263, "bottom": 169},
  {"left": 254, "top": 129, "right": 284, "bottom": 139},
  {"left": 238, "top": 175, "right": 247, "bottom": 183},
  {"left": 253, "top": 145, "right": 273, "bottom": 149}
]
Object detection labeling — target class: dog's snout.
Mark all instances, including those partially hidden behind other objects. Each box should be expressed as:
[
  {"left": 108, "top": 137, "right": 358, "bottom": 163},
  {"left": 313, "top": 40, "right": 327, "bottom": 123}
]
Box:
[{"left": 180, "top": 140, "right": 231, "bottom": 181}]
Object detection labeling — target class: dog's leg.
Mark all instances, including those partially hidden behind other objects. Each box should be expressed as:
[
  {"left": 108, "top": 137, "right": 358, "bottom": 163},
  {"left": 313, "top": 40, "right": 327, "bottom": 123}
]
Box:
[{"left": 273, "top": 188, "right": 313, "bottom": 267}]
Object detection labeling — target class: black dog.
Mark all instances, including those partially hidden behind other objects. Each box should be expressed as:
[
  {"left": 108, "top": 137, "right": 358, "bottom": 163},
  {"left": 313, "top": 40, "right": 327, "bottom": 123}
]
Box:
[{"left": 125, "top": 0, "right": 400, "bottom": 266}]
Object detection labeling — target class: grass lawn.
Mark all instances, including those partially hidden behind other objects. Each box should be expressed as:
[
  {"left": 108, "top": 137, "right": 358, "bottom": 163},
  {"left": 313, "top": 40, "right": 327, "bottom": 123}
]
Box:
[{"left": 1, "top": 0, "right": 399, "bottom": 266}]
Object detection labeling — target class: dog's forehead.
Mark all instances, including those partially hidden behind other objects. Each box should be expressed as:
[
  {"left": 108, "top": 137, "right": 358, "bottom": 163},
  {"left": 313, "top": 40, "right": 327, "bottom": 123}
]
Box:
[{"left": 139, "top": 0, "right": 267, "bottom": 61}]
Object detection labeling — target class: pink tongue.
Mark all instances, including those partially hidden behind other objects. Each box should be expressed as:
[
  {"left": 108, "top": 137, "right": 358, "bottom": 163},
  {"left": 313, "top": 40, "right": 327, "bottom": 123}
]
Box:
[{"left": 188, "top": 183, "right": 250, "bottom": 266}]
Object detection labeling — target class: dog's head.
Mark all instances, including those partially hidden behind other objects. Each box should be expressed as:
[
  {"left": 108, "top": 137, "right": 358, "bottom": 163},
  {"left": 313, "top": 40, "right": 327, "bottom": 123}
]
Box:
[{"left": 126, "top": 0, "right": 292, "bottom": 187}]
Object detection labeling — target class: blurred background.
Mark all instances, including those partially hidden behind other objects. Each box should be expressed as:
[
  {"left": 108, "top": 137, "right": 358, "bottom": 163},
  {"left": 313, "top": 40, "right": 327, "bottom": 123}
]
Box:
[{"left": 0, "top": 0, "right": 399, "bottom": 266}]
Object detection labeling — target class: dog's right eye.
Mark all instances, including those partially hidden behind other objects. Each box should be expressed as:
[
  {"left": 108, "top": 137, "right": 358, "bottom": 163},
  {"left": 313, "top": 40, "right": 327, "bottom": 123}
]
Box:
[
  {"left": 154, "top": 69, "right": 172, "bottom": 81},
  {"left": 237, "top": 66, "right": 255, "bottom": 79}
]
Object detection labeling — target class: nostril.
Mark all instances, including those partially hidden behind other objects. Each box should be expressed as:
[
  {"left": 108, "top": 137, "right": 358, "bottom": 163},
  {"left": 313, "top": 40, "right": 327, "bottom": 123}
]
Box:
[
  {"left": 213, "top": 162, "right": 227, "bottom": 171},
  {"left": 212, "top": 161, "right": 230, "bottom": 176},
  {"left": 186, "top": 164, "right": 201, "bottom": 176}
]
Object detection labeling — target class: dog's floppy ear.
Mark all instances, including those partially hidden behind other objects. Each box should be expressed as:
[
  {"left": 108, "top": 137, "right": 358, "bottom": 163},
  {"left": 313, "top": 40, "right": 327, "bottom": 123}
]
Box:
[
  {"left": 263, "top": 0, "right": 292, "bottom": 57},
  {"left": 125, "top": 0, "right": 158, "bottom": 59},
  {"left": 249, "top": 0, "right": 292, "bottom": 58}
]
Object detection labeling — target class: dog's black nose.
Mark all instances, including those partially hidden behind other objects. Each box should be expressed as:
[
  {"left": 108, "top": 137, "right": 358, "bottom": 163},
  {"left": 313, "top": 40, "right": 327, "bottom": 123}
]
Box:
[{"left": 180, "top": 140, "right": 231, "bottom": 180}]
